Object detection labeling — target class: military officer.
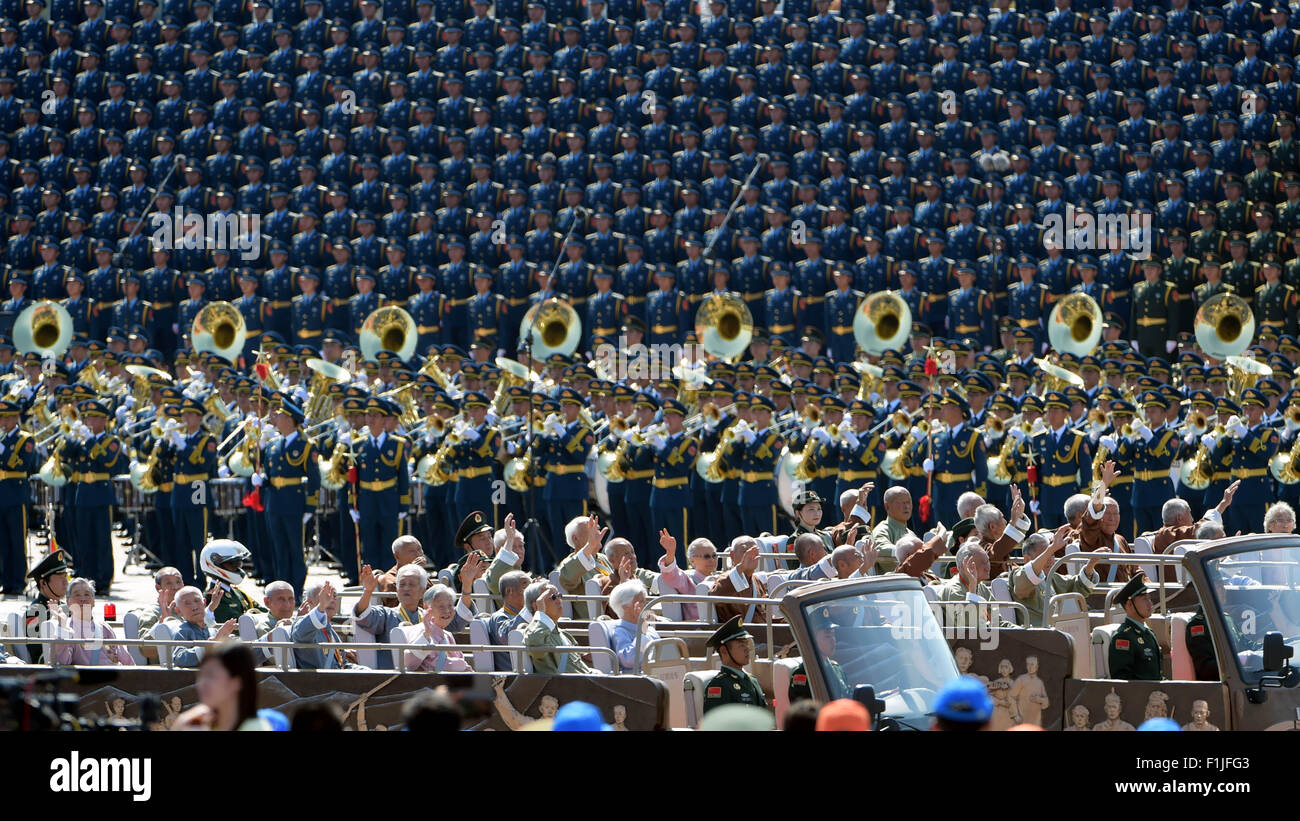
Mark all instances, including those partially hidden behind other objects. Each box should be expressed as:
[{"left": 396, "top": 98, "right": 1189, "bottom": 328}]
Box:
[
  {"left": 1026, "top": 391, "right": 1092, "bottom": 529},
  {"left": 764, "top": 264, "right": 804, "bottom": 346},
  {"left": 538, "top": 387, "right": 593, "bottom": 557},
  {"left": 1112, "top": 391, "right": 1180, "bottom": 535},
  {"left": 166, "top": 397, "right": 218, "bottom": 586},
  {"left": 250, "top": 394, "right": 314, "bottom": 592},
  {"left": 823, "top": 267, "right": 863, "bottom": 362},
  {"left": 585, "top": 266, "right": 628, "bottom": 352},
  {"left": 1255, "top": 254, "right": 1298, "bottom": 336},
  {"left": 648, "top": 398, "right": 697, "bottom": 567},
  {"left": 645, "top": 265, "right": 689, "bottom": 348},
  {"left": 290, "top": 268, "right": 332, "bottom": 346},
  {"left": 1228, "top": 388, "right": 1279, "bottom": 534},
  {"left": 353, "top": 396, "right": 412, "bottom": 571},
  {"left": 23, "top": 550, "right": 70, "bottom": 664},
  {"left": 787, "top": 605, "right": 851, "bottom": 702},
  {"left": 66, "top": 400, "right": 126, "bottom": 594},
  {"left": 617, "top": 392, "right": 659, "bottom": 564},
  {"left": 834, "top": 399, "right": 888, "bottom": 519},
  {"left": 788, "top": 490, "right": 833, "bottom": 553},
  {"left": 1109, "top": 571, "right": 1163, "bottom": 681},
  {"left": 737, "top": 394, "right": 785, "bottom": 537},
  {"left": 0, "top": 400, "right": 38, "bottom": 596},
  {"left": 924, "top": 390, "right": 989, "bottom": 528},
  {"left": 949, "top": 261, "right": 997, "bottom": 351},
  {"left": 701, "top": 615, "right": 769, "bottom": 715},
  {"left": 234, "top": 270, "right": 273, "bottom": 365},
  {"left": 466, "top": 266, "right": 506, "bottom": 352},
  {"left": 1131, "top": 258, "right": 1176, "bottom": 358},
  {"left": 450, "top": 390, "right": 501, "bottom": 535}
]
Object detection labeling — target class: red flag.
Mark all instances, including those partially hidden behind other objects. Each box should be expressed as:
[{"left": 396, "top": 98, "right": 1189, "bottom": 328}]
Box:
[
  {"left": 924, "top": 357, "right": 938, "bottom": 376},
  {"left": 255, "top": 362, "right": 270, "bottom": 381},
  {"left": 242, "top": 487, "right": 264, "bottom": 512}
]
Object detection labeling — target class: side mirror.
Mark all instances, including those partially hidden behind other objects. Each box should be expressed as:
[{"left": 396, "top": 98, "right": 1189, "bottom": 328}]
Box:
[
  {"left": 1263, "top": 632, "right": 1294, "bottom": 673},
  {"left": 853, "top": 684, "right": 887, "bottom": 725}
]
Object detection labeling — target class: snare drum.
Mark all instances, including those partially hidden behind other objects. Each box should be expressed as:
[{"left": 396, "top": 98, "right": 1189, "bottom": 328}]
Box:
[
  {"left": 316, "top": 486, "right": 339, "bottom": 518},
  {"left": 211, "top": 478, "right": 245, "bottom": 518},
  {"left": 114, "top": 476, "right": 145, "bottom": 515},
  {"left": 409, "top": 477, "right": 426, "bottom": 516}
]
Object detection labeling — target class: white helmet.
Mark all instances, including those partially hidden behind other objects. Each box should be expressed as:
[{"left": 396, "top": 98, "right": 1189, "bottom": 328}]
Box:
[{"left": 200, "top": 540, "right": 251, "bottom": 586}]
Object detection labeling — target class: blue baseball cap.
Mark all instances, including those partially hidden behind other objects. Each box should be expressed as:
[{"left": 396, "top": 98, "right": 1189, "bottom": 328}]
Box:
[{"left": 933, "top": 676, "right": 993, "bottom": 724}]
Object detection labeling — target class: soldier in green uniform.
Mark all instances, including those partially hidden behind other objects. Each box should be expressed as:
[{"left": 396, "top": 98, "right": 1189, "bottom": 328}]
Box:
[
  {"left": 1131, "top": 258, "right": 1176, "bottom": 358},
  {"left": 1255, "top": 254, "right": 1298, "bottom": 336},
  {"left": 1108, "top": 571, "right": 1164, "bottom": 681},
  {"left": 788, "top": 489, "right": 833, "bottom": 553},
  {"left": 701, "top": 615, "right": 769, "bottom": 715},
  {"left": 787, "top": 605, "right": 851, "bottom": 703},
  {"left": 1186, "top": 569, "right": 1248, "bottom": 682},
  {"left": 1194, "top": 254, "right": 1234, "bottom": 314}
]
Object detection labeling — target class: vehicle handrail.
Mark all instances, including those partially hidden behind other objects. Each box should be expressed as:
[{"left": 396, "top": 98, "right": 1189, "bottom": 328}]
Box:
[
  {"left": 1042, "top": 552, "right": 1186, "bottom": 626},
  {"left": 632, "top": 594, "right": 784, "bottom": 674}
]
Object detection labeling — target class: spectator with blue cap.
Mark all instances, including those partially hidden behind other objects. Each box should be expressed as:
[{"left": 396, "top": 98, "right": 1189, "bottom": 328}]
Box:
[{"left": 933, "top": 675, "right": 994, "bottom": 731}]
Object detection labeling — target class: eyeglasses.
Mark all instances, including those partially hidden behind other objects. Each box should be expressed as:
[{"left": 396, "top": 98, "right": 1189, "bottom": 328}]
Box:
[
  {"left": 545, "top": 591, "right": 563, "bottom": 601},
  {"left": 697, "top": 553, "right": 718, "bottom": 559}
]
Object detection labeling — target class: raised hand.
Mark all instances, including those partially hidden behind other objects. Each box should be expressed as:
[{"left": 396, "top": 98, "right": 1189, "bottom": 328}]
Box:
[
  {"left": 659, "top": 528, "right": 676, "bottom": 562},
  {"left": 215, "top": 618, "right": 237, "bottom": 639},
  {"left": 360, "top": 564, "right": 377, "bottom": 593},
  {"left": 207, "top": 586, "right": 224, "bottom": 612}
]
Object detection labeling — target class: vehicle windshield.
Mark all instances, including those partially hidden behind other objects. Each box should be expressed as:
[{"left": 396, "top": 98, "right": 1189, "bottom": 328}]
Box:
[
  {"left": 1206, "top": 546, "right": 1300, "bottom": 680},
  {"left": 801, "top": 587, "right": 961, "bottom": 728}
]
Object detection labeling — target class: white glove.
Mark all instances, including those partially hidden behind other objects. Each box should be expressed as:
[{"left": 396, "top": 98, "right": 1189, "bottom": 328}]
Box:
[
  {"left": 218, "top": 464, "right": 230, "bottom": 478},
  {"left": 461, "top": 427, "right": 481, "bottom": 442},
  {"left": 292, "top": 386, "right": 308, "bottom": 405},
  {"left": 649, "top": 434, "right": 667, "bottom": 450},
  {"left": 251, "top": 472, "right": 264, "bottom": 487},
  {"left": 909, "top": 425, "right": 924, "bottom": 438},
  {"left": 1169, "top": 466, "right": 1179, "bottom": 482},
  {"left": 621, "top": 428, "right": 637, "bottom": 443},
  {"left": 546, "top": 420, "right": 565, "bottom": 437},
  {"left": 302, "top": 512, "right": 313, "bottom": 525},
  {"left": 1089, "top": 430, "right": 1100, "bottom": 443},
  {"left": 260, "top": 427, "right": 277, "bottom": 445},
  {"left": 922, "top": 457, "right": 935, "bottom": 473},
  {"left": 1229, "top": 421, "right": 1247, "bottom": 439},
  {"left": 810, "top": 427, "right": 831, "bottom": 445},
  {"left": 20, "top": 385, "right": 34, "bottom": 400},
  {"left": 1135, "top": 423, "right": 1153, "bottom": 442},
  {"left": 1200, "top": 433, "right": 1216, "bottom": 449},
  {"left": 738, "top": 427, "right": 757, "bottom": 444},
  {"left": 1099, "top": 435, "right": 1117, "bottom": 451},
  {"left": 398, "top": 511, "right": 408, "bottom": 521},
  {"left": 1130, "top": 339, "right": 1141, "bottom": 351},
  {"left": 349, "top": 509, "right": 361, "bottom": 523},
  {"left": 115, "top": 405, "right": 128, "bottom": 423},
  {"left": 841, "top": 430, "right": 861, "bottom": 449},
  {"left": 506, "top": 440, "right": 518, "bottom": 456},
  {"left": 129, "top": 459, "right": 139, "bottom": 472},
  {"left": 486, "top": 409, "right": 499, "bottom": 425},
  {"left": 1183, "top": 432, "right": 1195, "bottom": 447},
  {"left": 1030, "top": 500, "right": 1041, "bottom": 515},
  {"left": 704, "top": 416, "right": 720, "bottom": 431},
  {"left": 1166, "top": 340, "right": 1177, "bottom": 353},
  {"left": 123, "top": 395, "right": 136, "bottom": 410},
  {"left": 171, "top": 322, "right": 179, "bottom": 334},
  {"left": 167, "top": 429, "right": 185, "bottom": 448},
  {"left": 1010, "top": 426, "right": 1028, "bottom": 442}
]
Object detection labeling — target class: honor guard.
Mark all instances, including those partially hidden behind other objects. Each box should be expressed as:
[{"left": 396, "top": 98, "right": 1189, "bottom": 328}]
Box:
[
  {"left": 176, "top": 276, "right": 209, "bottom": 349},
  {"left": 1115, "top": 391, "right": 1180, "bottom": 535},
  {"left": 109, "top": 272, "right": 154, "bottom": 341},
  {"left": 167, "top": 397, "right": 219, "bottom": 586},
  {"left": 823, "top": 268, "right": 863, "bottom": 362},
  {"left": 1029, "top": 391, "right": 1092, "bottom": 529},
  {"left": 255, "top": 395, "right": 318, "bottom": 596},
  {"left": 407, "top": 267, "right": 446, "bottom": 356},
  {"left": 645, "top": 264, "right": 689, "bottom": 347},
  {"left": 0, "top": 400, "right": 38, "bottom": 596},
  {"left": 949, "top": 262, "right": 996, "bottom": 350},
  {"left": 467, "top": 266, "right": 506, "bottom": 352},
  {"left": 291, "top": 268, "right": 332, "bottom": 346},
  {"left": 737, "top": 394, "right": 784, "bottom": 537},
  {"left": 924, "top": 389, "right": 989, "bottom": 527},
  {"left": 235, "top": 269, "right": 273, "bottom": 364},
  {"left": 835, "top": 399, "right": 889, "bottom": 519},
  {"left": 764, "top": 265, "right": 804, "bottom": 346},
  {"left": 1229, "top": 388, "right": 1279, "bottom": 535},
  {"left": 353, "top": 397, "right": 411, "bottom": 570},
  {"left": 60, "top": 271, "right": 100, "bottom": 338},
  {"left": 538, "top": 388, "right": 594, "bottom": 557},
  {"left": 585, "top": 266, "right": 628, "bottom": 350},
  {"left": 262, "top": 241, "right": 298, "bottom": 338},
  {"left": 1109, "top": 572, "right": 1163, "bottom": 680},
  {"left": 450, "top": 390, "right": 501, "bottom": 534},
  {"left": 66, "top": 400, "right": 126, "bottom": 595},
  {"left": 648, "top": 398, "right": 697, "bottom": 565},
  {"left": 1255, "top": 255, "right": 1297, "bottom": 335},
  {"left": 1131, "top": 258, "right": 1176, "bottom": 358},
  {"left": 701, "top": 615, "right": 769, "bottom": 714}
]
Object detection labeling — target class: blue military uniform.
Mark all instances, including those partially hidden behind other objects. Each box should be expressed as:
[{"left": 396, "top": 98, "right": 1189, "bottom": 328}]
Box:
[
  {"left": 929, "top": 390, "right": 990, "bottom": 527},
  {"left": 1230, "top": 389, "right": 1280, "bottom": 535},
  {"left": 168, "top": 399, "right": 219, "bottom": 587},
  {"left": 260, "top": 397, "right": 319, "bottom": 596},
  {"left": 645, "top": 272, "right": 690, "bottom": 347},
  {"left": 450, "top": 392, "right": 502, "bottom": 532},
  {"left": 823, "top": 283, "right": 863, "bottom": 362},
  {"left": 407, "top": 273, "right": 447, "bottom": 357},
  {"left": 1118, "top": 392, "right": 1180, "bottom": 535},
  {"left": 538, "top": 388, "right": 593, "bottom": 557},
  {"left": 1032, "top": 392, "right": 1093, "bottom": 529},
  {"left": 738, "top": 395, "right": 786, "bottom": 538},
  {"left": 66, "top": 401, "right": 126, "bottom": 593},
  {"left": 289, "top": 276, "right": 332, "bottom": 347},
  {"left": 0, "top": 403, "right": 38, "bottom": 595},
  {"left": 648, "top": 400, "right": 697, "bottom": 570},
  {"left": 466, "top": 268, "right": 507, "bottom": 351},
  {"left": 353, "top": 398, "right": 412, "bottom": 570}
]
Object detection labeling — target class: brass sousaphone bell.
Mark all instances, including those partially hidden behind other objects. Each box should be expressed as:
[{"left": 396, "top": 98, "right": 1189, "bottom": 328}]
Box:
[
  {"left": 853, "top": 291, "right": 911, "bottom": 356},
  {"left": 360, "top": 305, "right": 418, "bottom": 361},
  {"left": 14, "top": 300, "right": 74, "bottom": 358},
  {"left": 695, "top": 292, "right": 754, "bottom": 361},
  {"left": 1047, "top": 292, "right": 1103, "bottom": 357},
  {"left": 191, "top": 301, "right": 247, "bottom": 364},
  {"left": 520, "top": 297, "right": 581, "bottom": 359}
]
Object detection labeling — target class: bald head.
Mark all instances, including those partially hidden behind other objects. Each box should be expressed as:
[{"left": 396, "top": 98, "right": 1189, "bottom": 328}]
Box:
[
  {"left": 884, "top": 486, "right": 912, "bottom": 522},
  {"left": 830, "top": 545, "right": 863, "bottom": 578},
  {"left": 794, "top": 533, "right": 827, "bottom": 566}
]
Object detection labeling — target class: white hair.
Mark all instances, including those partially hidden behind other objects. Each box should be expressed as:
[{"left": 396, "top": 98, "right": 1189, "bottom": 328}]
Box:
[
  {"left": 957, "top": 492, "right": 985, "bottom": 520},
  {"left": 176, "top": 585, "right": 204, "bottom": 603},
  {"left": 1266, "top": 502, "right": 1296, "bottom": 532},
  {"left": 154, "top": 567, "right": 182, "bottom": 585},
  {"left": 523, "top": 580, "right": 551, "bottom": 612},
  {"left": 1161, "top": 498, "right": 1191, "bottom": 526},
  {"left": 499, "top": 570, "right": 530, "bottom": 598},
  {"left": 422, "top": 583, "right": 455, "bottom": 606},
  {"left": 973, "top": 503, "right": 1003, "bottom": 537},
  {"left": 839, "top": 489, "right": 858, "bottom": 510},
  {"left": 686, "top": 538, "right": 715, "bottom": 559},
  {"left": 894, "top": 534, "right": 922, "bottom": 566},
  {"left": 564, "top": 515, "right": 589, "bottom": 549},
  {"left": 303, "top": 578, "right": 326, "bottom": 602},
  {"left": 1195, "top": 521, "right": 1225, "bottom": 540},
  {"left": 396, "top": 564, "right": 429, "bottom": 587},
  {"left": 609, "top": 579, "right": 647, "bottom": 618},
  {"left": 1063, "top": 493, "right": 1091, "bottom": 524},
  {"left": 493, "top": 528, "right": 508, "bottom": 549},
  {"left": 263, "top": 580, "right": 293, "bottom": 597},
  {"left": 954, "top": 541, "right": 986, "bottom": 569},
  {"left": 67, "top": 577, "right": 95, "bottom": 597},
  {"left": 391, "top": 535, "right": 421, "bottom": 557}
]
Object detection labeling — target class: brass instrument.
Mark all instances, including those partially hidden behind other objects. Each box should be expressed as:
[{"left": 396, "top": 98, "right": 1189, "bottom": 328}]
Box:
[
  {"left": 520, "top": 298, "right": 581, "bottom": 359},
  {"left": 493, "top": 356, "right": 540, "bottom": 416},
  {"left": 987, "top": 426, "right": 1020, "bottom": 485},
  {"left": 1195, "top": 293, "right": 1254, "bottom": 361},
  {"left": 360, "top": 305, "right": 419, "bottom": 361},
  {"left": 14, "top": 300, "right": 74, "bottom": 358},
  {"left": 1182, "top": 422, "right": 1224, "bottom": 491},
  {"left": 1286, "top": 405, "right": 1300, "bottom": 429},
  {"left": 1225, "top": 355, "right": 1272, "bottom": 400},
  {"left": 191, "top": 301, "right": 247, "bottom": 364},
  {"left": 1271, "top": 434, "right": 1300, "bottom": 485},
  {"left": 37, "top": 439, "right": 70, "bottom": 487},
  {"left": 418, "top": 353, "right": 454, "bottom": 390},
  {"left": 503, "top": 453, "right": 533, "bottom": 492},
  {"left": 380, "top": 382, "right": 422, "bottom": 430},
  {"left": 1034, "top": 357, "right": 1085, "bottom": 391},
  {"left": 1046, "top": 293, "right": 1103, "bottom": 357},
  {"left": 203, "top": 392, "right": 234, "bottom": 434},
  {"left": 304, "top": 358, "right": 351, "bottom": 425},
  {"left": 1086, "top": 407, "right": 1109, "bottom": 435},
  {"left": 853, "top": 361, "right": 884, "bottom": 399},
  {"left": 853, "top": 291, "right": 911, "bottom": 356},
  {"left": 1183, "top": 408, "right": 1210, "bottom": 437},
  {"left": 695, "top": 292, "right": 754, "bottom": 361}
]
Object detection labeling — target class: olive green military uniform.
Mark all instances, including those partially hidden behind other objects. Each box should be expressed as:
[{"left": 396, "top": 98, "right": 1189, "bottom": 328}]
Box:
[
  {"left": 208, "top": 583, "right": 265, "bottom": 624},
  {"left": 1131, "top": 277, "right": 1176, "bottom": 357},
  {"left": 1186, "top": 604, "right": 1245, "bottom": 681},
  {"left": 1109, "top": 615, "right": 1163, "bottom": 680},
  {"left": 788, "top": 658, "right": 851, "bottom": 703},
  {"left": 701, "top": 615, "right": 769, "bottom": 715}
]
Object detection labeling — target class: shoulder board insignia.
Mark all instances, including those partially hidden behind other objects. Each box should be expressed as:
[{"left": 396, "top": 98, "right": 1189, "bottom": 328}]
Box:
[
  {"left": 1114, "top": 639, "right": 1130, "bottom": 650},
  {"left": 108, "top": 440, "right": 119, "bottom": 452},
  {"left": 706, "top": 686, "right": 722, "bottom": 697}
]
